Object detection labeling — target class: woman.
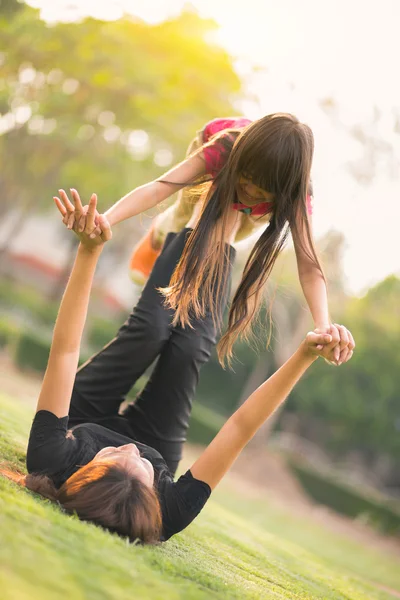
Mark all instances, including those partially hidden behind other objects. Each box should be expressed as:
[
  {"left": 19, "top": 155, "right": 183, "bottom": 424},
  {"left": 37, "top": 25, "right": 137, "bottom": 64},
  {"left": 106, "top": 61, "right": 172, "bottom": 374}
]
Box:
[
  {"left": 66, "top": 113, "right": 355, "bottom": 365},
  {"left": 2, "top": 191, "right": 343, "bottom": 544}
]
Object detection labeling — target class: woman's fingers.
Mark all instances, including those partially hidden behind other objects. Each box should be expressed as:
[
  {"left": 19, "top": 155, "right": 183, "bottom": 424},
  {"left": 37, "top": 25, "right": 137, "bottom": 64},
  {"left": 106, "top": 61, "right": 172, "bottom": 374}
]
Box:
[
  {"left": 98, "top": 214, "right": 112, "bottom": 242},
  {"left": 70, "top": 188, "right": 84, "bottom": 213},
  {"left": 333, "top": 324, "right": 356, "bottom": 364},
  {"left": 85, "top": 194, "right": 97, "bottom": 234},
  {"left": 327, "top": 324, "right": 340, "bottom": 363},
  {"left": 70, "top": 188, "right": 84, "bottom": 231},
  {"left": 335, "top": 324, "right": 349, "bottom": 349},
  {"left": 58, "top": 189, "right": 74, "bottom": 212},
  {"left": 348, "top": 330, "right": 356, "bottom": 352},
  {"left": 78, "top": 213, "right": 86, "bottom": 233},
  {"left": 53, "top": 196, "right": 67, "bottom": 217},
  {"left": 334, "top": 324, "right": 349, "bottom": 365},
  {"left": 57, "top": 189, "right": 75, "bottom": 229},
  {"left": 89, "top": 225, "right": 102, "bottom": 239}
]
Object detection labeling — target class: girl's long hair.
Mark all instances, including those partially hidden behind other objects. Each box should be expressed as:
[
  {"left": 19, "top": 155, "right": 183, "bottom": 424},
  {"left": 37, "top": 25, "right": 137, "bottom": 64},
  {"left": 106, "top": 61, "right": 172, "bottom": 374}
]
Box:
[
  {"left": 1, "top": 461, "right": 162, "bottom": 544},
  {"left": 162, "top": 113, "right": 325, "bottom": 365}
]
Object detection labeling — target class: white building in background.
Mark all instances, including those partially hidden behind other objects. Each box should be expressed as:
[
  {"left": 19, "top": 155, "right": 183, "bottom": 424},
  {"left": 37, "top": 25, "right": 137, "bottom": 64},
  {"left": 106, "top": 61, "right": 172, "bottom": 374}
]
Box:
[{"left": 0, "top": 210, "right": 141, "bottom": 313}]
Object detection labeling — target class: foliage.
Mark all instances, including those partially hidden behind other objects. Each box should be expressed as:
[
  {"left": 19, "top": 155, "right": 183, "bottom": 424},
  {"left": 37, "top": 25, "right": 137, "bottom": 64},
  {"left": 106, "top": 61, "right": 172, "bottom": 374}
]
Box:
[
  {"left": 283, "top": 276, "right": 400, "bottom": 465},
  {"left": 289, "top": 460, "right": 400, "bottom": 535},
  {"left": 0, "top": 280, "right": 58, "bottom": 327},
  {"left": 13, "top": 329, "right": 51, "bottom": 372},
  {"left": 0, "top": 316, "right": 20, "bottom": 349},
  {"left": 0, "top": 2, "right": 242, "bottom": 229},
  {"left": 187, "top": 402, "right": 226, "bottom": 445},
  {"left": 87, "top": 315, "right": 121, "bottom": 350}
]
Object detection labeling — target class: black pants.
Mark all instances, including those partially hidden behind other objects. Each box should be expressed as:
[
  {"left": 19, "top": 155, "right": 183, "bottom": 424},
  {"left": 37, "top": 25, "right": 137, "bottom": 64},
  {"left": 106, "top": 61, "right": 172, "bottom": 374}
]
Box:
[{"left": 69, "top": 228, "right": 235, "bottom": 474}]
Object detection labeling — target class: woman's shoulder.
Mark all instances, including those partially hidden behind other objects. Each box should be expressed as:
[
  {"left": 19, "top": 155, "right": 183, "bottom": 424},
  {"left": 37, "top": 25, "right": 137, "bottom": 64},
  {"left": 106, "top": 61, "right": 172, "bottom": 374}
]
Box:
[
  {"left": 27, "top": 410, "right": 87, "bottom": 486},
  {"left": 157, "top": 469, "right": 212, "bottom": 541}
]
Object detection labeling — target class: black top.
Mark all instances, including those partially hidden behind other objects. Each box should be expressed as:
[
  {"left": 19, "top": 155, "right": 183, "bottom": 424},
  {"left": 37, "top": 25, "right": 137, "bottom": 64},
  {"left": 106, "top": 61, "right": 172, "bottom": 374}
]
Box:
[{"left": 26, "top": 410, "right": 211, "bottom": 541}]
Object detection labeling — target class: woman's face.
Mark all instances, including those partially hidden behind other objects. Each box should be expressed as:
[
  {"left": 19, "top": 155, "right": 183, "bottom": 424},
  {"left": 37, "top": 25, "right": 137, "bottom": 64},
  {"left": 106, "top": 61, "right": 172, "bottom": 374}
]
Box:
[
  {"left": 93, "top": 443, "right": 154, "bottom": 487},
  {"left": 237, "top": 175, "right": 274, "bottom": 207}
]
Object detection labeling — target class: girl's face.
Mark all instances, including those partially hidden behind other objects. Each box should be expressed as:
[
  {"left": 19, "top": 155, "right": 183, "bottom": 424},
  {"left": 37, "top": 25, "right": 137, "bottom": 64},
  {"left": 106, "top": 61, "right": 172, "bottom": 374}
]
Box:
[
  {"left": 237, "top": 175, "right": 274, "bottom": 208},
  {"left": 93, "top": 443, "right": 154, "bottom": 487}
]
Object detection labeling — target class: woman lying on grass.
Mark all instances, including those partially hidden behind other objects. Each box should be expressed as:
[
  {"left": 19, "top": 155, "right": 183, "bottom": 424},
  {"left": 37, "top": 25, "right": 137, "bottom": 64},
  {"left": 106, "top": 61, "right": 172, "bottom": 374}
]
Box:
[{"left": 2, "top": 192, "right": 347, "bottom": 544}]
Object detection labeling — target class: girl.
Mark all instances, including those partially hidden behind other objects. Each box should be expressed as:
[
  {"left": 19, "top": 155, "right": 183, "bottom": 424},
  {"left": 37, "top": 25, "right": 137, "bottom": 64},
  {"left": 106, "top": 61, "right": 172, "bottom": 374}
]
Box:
[
  {"left": 2, "top": 191, "right": 342, "bottom": 544},
  {"left": 70, "top": 113, "right": 354, "bottom": 365}
]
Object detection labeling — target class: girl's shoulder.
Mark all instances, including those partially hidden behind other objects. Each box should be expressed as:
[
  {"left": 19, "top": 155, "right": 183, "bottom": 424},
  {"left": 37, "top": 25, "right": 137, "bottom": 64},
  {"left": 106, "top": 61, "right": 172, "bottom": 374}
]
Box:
[
  {"left": 202, "top": 117, "right": 252, "bottom": 178},
  {"left": 203, "top": 117, "right": 252, "bottom": 142}
]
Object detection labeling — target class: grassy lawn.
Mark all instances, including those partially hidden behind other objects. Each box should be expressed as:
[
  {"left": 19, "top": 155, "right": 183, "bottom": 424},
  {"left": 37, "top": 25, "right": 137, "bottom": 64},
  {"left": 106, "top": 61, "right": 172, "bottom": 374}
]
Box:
[{"left": 1, "top": 391, "right": 399, "bottom": 600}]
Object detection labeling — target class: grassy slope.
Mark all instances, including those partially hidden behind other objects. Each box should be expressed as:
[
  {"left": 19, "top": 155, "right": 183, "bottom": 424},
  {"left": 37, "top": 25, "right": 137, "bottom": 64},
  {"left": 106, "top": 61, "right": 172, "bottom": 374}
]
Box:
[{"left": 0, "top": 392, "right": 399, "bottom": 600}]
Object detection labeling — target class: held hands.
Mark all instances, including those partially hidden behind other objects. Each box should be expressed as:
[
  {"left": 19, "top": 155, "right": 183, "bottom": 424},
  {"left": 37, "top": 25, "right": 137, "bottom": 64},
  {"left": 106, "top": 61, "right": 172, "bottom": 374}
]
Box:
[
  {"left": 314, "top": 324, "right": 355, "bottom": 366},
  {"left": 54, "top": 189, "right": 112, "bottom": 251},
  {"left": 302, "top": 324, "right": 355, "bottom": 364},
  {"left": 57, "top": 188, "right": 103, "bottom": 239}
]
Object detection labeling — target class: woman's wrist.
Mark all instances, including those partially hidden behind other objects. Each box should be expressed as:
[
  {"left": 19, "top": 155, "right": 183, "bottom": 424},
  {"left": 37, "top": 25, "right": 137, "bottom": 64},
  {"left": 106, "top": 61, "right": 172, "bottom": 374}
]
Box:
[
  {"left": 78, "top": 242, "right": 103, "bottom": 257},
  {"left": 298, "top": 340, "right": 320, "bottom": 363}
]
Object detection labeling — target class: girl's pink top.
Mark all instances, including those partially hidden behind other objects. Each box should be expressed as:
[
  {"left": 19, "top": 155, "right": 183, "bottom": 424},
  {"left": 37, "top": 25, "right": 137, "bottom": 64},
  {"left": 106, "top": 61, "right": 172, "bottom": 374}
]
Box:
[{"left": 202, "top": 117, "right": 313, "bottom": 216}]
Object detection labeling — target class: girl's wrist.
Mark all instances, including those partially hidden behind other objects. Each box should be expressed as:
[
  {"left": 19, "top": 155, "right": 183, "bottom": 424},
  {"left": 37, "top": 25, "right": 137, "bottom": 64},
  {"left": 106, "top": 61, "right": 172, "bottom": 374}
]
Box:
[
  {"left": 104, "top": 208, "right": 114, "bottom": 227},
  {"left": 314, "top": 322, "right": 331, "bottom": 332}
]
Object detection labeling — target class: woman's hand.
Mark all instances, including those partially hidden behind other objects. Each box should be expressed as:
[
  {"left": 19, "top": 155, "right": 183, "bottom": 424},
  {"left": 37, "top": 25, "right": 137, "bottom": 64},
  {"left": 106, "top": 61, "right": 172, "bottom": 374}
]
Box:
[
  {"left": 314, "top": 324, "right": 355, "bottom": 366},
  {"left": 54, "top": 189, "right": 112, "bottom": 251},
  {"left": 301, "top": 331, "right": 333, "bottom": 360}
]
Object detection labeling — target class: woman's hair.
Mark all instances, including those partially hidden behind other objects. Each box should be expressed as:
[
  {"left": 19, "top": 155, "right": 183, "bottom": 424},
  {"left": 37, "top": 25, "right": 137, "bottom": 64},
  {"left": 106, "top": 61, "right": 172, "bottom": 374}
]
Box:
[
  {"left": 1, "top": 461, "right": 162, "bottom": 544},
  {"left": 162, "top": 113, "right": 324, "bottom": 365}
]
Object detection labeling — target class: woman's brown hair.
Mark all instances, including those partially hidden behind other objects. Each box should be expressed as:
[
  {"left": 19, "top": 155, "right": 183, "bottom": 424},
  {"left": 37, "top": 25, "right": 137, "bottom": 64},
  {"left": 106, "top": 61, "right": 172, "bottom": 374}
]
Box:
[
  {"left": 1, "top": 461, "right": 162, "bottom": 544},
  {"left": 162, "top": 113, "right": 324, "bottom": 365}
]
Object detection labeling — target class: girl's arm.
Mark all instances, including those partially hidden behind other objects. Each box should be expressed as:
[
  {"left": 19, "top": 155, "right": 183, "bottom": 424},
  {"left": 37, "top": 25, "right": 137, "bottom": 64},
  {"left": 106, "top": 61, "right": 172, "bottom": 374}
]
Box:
[
  {"left": 104, "top": 152, "right": 206, "bottom": 228},
  {"left": 292, "top": 215, "right": 354, "bottom": 365},
  {"left": 35, "top": 193, "right": 111, "bottom": 418},
  {"left": 293, "top": 215, "right": 330, "bottom": 330},
  {"left": 190, "top": 332, "right": 332, "bottom": 490}
]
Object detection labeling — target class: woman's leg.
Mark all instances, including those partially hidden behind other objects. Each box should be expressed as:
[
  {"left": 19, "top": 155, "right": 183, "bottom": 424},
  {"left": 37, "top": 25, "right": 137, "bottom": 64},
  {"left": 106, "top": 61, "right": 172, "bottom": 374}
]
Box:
[
  {"left": 122, "top": 244, "right": 236, "bottom": 475},
  {"left": 68, "top": 228, "right": 194, "bottom": 426}
]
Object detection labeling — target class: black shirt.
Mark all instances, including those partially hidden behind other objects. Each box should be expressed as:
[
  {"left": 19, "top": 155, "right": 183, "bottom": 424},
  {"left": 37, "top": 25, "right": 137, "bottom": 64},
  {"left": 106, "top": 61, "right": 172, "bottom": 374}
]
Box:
[{"left": 27, "top": 410, "right": 211, "bottom": 541}]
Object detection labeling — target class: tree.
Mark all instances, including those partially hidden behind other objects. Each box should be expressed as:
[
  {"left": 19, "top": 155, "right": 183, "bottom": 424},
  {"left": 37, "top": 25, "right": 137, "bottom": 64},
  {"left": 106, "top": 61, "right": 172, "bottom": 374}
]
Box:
[
  {"left": 285, "top": 275, "right": 400, "bottom": 471},
  {"left": 0, "top": 2, "right": 243, "bottom": 264}
]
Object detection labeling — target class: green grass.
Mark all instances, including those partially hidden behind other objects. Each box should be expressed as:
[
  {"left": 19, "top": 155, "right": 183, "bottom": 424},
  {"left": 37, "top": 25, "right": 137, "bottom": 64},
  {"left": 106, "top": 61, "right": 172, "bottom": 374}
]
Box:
[{"left": 0, "top": 392, "right": 399, "bottom": 600}]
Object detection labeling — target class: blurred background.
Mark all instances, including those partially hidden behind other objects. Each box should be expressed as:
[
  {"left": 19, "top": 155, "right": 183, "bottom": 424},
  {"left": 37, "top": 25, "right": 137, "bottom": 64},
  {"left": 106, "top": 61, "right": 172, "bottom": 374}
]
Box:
[{"left": 0, "top": 0, "right": 399, "bottom": 535}]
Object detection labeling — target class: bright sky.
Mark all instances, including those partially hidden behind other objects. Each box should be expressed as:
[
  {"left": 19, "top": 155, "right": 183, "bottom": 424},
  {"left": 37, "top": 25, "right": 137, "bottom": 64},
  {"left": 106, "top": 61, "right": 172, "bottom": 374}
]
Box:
[{"left": 28, "top": 0, "right": 400, "bottom": 294}]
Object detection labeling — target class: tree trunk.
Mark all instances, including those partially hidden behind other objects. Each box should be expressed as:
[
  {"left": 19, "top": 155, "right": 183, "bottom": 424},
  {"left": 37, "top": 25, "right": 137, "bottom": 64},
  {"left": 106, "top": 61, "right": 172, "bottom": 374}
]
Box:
[{"left": 47, "top": 235, "right": 78, "bottom": 302}]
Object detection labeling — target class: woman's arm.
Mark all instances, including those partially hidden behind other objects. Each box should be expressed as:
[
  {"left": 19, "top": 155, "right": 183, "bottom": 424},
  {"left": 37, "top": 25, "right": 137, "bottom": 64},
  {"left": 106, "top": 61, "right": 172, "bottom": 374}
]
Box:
[
  {"left": 104, "top": 152, "right": 206, "bottom": 228},
  {"left": 36, "top": 192, "right": 111, "bottom": 418},
  {"left": 190, "top": 332, "right": 332, "bottom": 490}
]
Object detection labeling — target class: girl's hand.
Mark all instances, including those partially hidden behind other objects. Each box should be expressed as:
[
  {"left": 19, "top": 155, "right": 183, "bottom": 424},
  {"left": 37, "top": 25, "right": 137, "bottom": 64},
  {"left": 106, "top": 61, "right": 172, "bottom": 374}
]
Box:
[
  {"left": 54, "top": 190, "right": 112, "bottom": 251},
  {"left": 315, "top": 324, "right": 355, "bottom": 366},
  {"left": 57, "top": 188, "right": 102, "bottom": 236},
  {"left": 332, "top": 323, "right": 355, "bottom": 365}
]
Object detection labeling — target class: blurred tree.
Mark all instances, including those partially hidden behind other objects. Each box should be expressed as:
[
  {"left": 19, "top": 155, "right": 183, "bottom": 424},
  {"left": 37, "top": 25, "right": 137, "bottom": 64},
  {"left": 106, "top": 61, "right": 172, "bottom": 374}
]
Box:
[
  {"left": 0, "top": 2, "right": 242, "bottom": 266},
  {"left": 284, "top": 275, "right": 400, "bottom": 473},
  {"left": 234, "top": 230, "right": 348, "bottom": 446},
  {"left": 196, "top": 230, "right": 349, "bottom": 446}
]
